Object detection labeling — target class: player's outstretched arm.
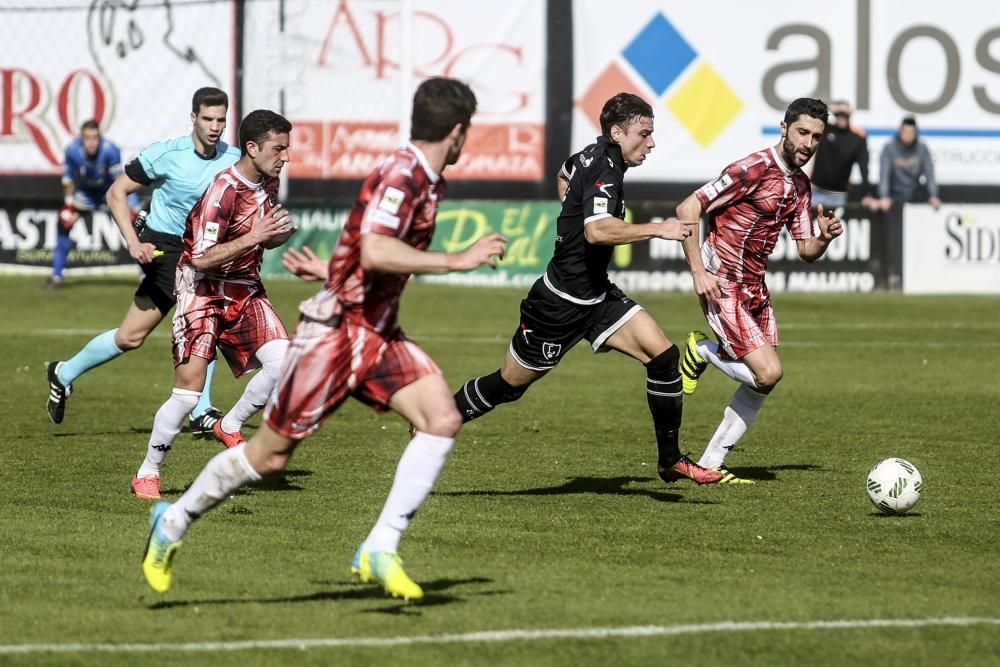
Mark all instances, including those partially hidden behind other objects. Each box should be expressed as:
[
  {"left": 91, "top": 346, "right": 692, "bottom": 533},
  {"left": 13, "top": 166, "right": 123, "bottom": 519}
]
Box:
[
  {"left": 796, "top": 203, "right": 844, "bottom": 262},
  {"left": 676, "top": 192, "right": 722, "bottom": 304},
  {"left": 282, "top": 245, "right": 328, "bottom": 282},
  {"left": 360, "top": 232, "right": 507, "bottom": 275},
  {"left": 583, "top": 216, "right": 696, "bottom": 245},
  {"left": 106, "top": 173, "right": 156, "bottom": 263}
]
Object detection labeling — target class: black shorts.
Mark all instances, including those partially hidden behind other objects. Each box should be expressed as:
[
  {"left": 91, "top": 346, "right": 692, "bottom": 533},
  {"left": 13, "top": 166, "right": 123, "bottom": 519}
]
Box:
[
  {"left": 135, "top": 228, "right": 183, "bottom": 315},
  {"left": 508, "top": 279, "right": 643, "bottom": 371}
]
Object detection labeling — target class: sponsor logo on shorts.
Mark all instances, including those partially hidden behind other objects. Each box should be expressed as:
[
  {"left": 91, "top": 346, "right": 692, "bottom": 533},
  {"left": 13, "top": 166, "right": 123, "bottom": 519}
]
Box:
[
  {"left": 379, "top": 186, "right": 405, "bottom": 214},
  {"left": 541, "top": 341, "right": 562, "bottom": 360}
]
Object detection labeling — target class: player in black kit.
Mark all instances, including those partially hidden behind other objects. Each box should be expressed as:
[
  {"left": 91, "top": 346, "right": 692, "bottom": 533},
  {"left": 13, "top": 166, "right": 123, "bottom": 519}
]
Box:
[{"left": 453, "top": 93, "right": 723, "bottom": 485}]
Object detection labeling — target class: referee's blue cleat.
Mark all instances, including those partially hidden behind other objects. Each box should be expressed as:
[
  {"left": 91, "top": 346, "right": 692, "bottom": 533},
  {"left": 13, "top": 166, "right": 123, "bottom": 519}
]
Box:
[
  {"left": 680, "top": 331, "right": 710, "bottom": 395},
  {"left": 142, "top": 501, "right": 182, "bottom": 593},
  {"left": 351, "top": 546, "right": 424, "bottom": 601}
]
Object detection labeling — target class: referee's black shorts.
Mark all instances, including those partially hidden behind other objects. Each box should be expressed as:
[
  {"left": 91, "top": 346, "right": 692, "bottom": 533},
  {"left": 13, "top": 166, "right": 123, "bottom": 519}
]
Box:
[
  {"left": 507, "top": 278, "right": 643, "bottom": 371},
  {"left": 134, "top": 228, "right": 183, "bottom": 315}
]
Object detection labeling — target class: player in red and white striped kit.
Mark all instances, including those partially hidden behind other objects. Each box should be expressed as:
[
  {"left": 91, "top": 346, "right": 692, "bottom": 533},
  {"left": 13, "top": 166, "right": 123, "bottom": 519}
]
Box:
[
  {"left": 676, "top": 98, "right": 844, "bottom": 484},
  {"left": 131, "top": 110, "right": 296, "bottom": 500},
  {"left": 141, "top": 78, "right": 507, "bottom": 601}
]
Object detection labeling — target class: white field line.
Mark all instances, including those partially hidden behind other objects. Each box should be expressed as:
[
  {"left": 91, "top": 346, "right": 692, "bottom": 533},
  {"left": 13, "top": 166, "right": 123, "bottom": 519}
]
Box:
[
  {"left": 1, "top": 617, "right": 997, "bottom": 655},
  {"left": 12, "top": 328, "right": 1000, "bottom": 349}
]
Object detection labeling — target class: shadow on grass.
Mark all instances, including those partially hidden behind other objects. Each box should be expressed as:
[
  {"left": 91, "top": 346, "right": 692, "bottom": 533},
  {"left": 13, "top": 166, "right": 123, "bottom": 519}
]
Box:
[
  {"left": 161, "top": 469, "right": 314, "bottom": 497},
  {"left": 145, "top": 576, "right": 497, "bottom": 614},
  {"left": 727, "top": 463, "right": 823, "bottom": 482},
  {"left": 438, "top": 476, "right": 715, "bottom": 504}
]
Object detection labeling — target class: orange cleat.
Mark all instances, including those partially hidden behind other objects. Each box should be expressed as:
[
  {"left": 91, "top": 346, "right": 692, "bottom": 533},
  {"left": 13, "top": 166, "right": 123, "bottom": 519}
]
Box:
[
  {"left": 131, "top": 475, "right": 161, "bottom": 500},
  {"left": 659, "top": 455, "right": 724, "bottom": 485},
  {"left": 212, "top": 420, "right": 245, "bottom": 449}
]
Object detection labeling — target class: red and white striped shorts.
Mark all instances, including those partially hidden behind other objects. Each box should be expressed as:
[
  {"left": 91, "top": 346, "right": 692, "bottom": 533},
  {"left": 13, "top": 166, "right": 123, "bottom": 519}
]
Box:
[
  {"left": 701, "top": 277, "right": 777, "bottom": 360},
  {"left": 172, "top": 276, "right": 288, "bottom": 377},
  {"left": 264, "top": 317, "right": 440, "bottom": 440}
]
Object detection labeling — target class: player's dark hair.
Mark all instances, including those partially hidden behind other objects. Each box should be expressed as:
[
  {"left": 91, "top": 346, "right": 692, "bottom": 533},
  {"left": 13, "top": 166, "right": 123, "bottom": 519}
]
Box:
[
  {"left": 79, "top": 119, "right": 100, "bottom": 133},
  {"left": 599, "top": 93, "right": 653, "bottom": 136},
  {"left": 239, "top": 110, "right": 292, "bottom": 156},
  {"left": 901, "top": 116, "right": 917, "bottom": 128},
  {"left": 410, "top": 77, "right": 477, "bottom": 142},
  {"left": 784, "top": 98, "right": 828, "bottom": 126},
  {"left": 192, "top": 87, "right": 229, "bottom": 113}
]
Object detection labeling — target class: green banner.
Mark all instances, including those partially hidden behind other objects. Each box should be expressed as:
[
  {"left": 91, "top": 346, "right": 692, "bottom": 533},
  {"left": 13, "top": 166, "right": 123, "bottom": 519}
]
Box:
[{"left": 263, "top": 201, "right": 560, "bottom": 287}]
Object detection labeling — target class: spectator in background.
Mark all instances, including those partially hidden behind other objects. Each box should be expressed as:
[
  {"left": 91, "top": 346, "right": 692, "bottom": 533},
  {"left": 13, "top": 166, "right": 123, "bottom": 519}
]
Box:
[
  {"left": 876, "top": 116, "right": 942, "bottom": 210},
  {"left": 49, "top": 120, "right": 139, "bottom": 288},
  {"left": 809, "top": 100, "right": 876, "bottom": 211}
]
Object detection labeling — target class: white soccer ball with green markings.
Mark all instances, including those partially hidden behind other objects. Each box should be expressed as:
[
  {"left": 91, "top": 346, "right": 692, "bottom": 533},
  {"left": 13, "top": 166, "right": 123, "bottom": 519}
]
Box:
[{"left": 866, "top": 458, "right": 923, "bottom": 515}]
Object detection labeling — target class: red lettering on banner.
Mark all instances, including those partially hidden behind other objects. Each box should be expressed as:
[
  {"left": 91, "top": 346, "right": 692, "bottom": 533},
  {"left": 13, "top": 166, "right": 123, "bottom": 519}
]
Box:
[
  {"left": 57, "top": 70, "right": 107, "bottom": 134},
  {"left": 444, "top": 43, "right": 530, "bottom": 114},
  {"left": 1, "top": 68, "right": 59, "bottom": 166},
  {"left": 317, "top": 0, "right": 372, "bottom": 68},
  {"left": 288, "top": 120, "right": 542, "bottom": 181}
]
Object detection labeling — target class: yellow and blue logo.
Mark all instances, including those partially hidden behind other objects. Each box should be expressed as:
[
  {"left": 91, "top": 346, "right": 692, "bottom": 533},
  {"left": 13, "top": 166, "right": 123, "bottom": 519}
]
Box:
[{"left": 578, "top": 12, "right": 742, "bottom": 148}]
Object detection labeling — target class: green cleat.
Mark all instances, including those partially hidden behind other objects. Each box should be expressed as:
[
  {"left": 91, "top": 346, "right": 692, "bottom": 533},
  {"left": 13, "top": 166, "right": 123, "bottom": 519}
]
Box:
[
  {"left": 681, "top": 331, "right": 710, "bottom": 395},
  {"left": 351, "top": 546, "right": 424, "bottom": 601},
  {"left": 142, "top": 502, "right": 182, "bottom": 593}
]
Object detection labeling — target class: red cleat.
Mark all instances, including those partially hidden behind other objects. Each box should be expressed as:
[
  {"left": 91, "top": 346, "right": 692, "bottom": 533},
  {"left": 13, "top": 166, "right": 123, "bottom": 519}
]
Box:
[
  {"left": 131, "top": 475, "right": 161, "bottom": 500},
  {"left": 212, "top": 420, "right": 245, "bottom": 449},
  {"left": 659, "top": 455, "right": 724, "bottom": 485}
]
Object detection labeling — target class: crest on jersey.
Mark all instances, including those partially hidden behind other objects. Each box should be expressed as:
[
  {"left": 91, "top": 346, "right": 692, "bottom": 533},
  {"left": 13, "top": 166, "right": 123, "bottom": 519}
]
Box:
[
  {"left": 541, "top": 342, "right": 562, "bottom": 360},
  {"left": 593, "top": 197, "right": 608, "bottom": 214},
  {"left": 579, "top": 154, "right": 593, "bottom": 168},
  {"left": 204, "top": 222, "right": 220, "bottom": 241},
  {"left": 379, "top": 187, "right": 405, "bottom": 214}
]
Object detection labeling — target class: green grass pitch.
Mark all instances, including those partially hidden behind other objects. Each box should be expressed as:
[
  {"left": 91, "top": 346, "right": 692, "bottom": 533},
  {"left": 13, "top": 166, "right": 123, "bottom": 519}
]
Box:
[{"left": 1, "top": 275, "right": 998, "bottom": 666}]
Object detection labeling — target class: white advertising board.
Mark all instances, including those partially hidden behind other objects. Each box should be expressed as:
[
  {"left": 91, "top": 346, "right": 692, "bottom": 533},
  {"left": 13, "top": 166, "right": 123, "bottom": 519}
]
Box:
[
  {"left": 573, "top": 0, "right": 1000, "bottom": 184},
  {"left": 242, "top": 0, "right": 546, "bottom": 180},
  {"left": 0, "top": 0, "right": 238, "bottom": 174},
  {"left": 904, "top": 203, "right": 1000, "bottom": 293}
]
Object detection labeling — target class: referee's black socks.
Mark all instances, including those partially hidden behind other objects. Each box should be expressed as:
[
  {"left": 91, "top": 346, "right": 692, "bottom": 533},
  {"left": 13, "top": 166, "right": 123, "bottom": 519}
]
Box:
[
  {"left": 454, "top": 370, "right": 528, "bottom": 423},
  {"left": 646, "top": 345, "right": 684, "bottom": 467}
]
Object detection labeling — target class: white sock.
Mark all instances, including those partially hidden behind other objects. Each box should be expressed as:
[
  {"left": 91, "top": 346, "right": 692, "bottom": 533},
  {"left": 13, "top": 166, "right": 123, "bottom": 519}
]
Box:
[
  {"left": 696, "top": 338, "right": 757, "bottom": 386},
  {"left": 137, "top": 388, "right": 200, "bottom": 479},
  {"left": 160, "top": 445, "right": 262, "bottom": 542},
  {"left": 364, "top": 431, "right": 455, "bottom": 553},
  {"left": 698, "top": 384, "right": 769, "bottom": 468},
  {"left": 220, "top": 340, "right": 288, "bottom": 434}
]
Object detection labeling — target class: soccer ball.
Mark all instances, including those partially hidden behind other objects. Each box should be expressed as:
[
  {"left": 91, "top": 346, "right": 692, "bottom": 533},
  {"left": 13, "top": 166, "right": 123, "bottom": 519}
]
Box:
[{"left": 866, "top": 458, "right": 923, "bottom": 515}]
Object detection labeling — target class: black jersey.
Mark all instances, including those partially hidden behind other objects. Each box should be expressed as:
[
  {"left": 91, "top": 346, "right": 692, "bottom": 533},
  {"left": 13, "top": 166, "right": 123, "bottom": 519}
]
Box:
[{"left": 543, "top": 136, "right": 626, "bottom": 304}]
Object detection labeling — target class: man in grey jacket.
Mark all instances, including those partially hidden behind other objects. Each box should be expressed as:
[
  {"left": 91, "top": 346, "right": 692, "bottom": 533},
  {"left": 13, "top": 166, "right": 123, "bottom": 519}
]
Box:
[{"left": 876, "top": 117, "right": 942, "bottom": 210}]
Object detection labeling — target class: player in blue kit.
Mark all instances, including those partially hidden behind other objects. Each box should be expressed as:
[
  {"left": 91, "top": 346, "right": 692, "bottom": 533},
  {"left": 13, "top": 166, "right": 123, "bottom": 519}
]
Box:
[
  {"left": 46, "top": 89, "right": 241, "bottom": 489},
  {"left": 47, "top": 120, "right": 140, "bottom": 289}
]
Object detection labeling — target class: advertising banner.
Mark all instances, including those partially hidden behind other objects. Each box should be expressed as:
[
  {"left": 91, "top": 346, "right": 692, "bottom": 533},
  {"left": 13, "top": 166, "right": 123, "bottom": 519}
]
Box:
[
  {"left": 572, "top": 0, "right": 1000, "bottom": 184},
  {"left": 242, "top": 0, "right": 546, "bottom": 181},
  {"left": 0, "top": 204, "right": 132, "bottom": 273},
  {"left": 0, "top": 0, "right": 237, "bottom": 175},
  {"left": 903, "top": 203, "right": 1000, "bottom": 294}
]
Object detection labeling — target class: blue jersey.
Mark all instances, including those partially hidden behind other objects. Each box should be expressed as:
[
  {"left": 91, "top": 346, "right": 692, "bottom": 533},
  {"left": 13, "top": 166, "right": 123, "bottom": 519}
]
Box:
[
  {"left": 136, "top": 134, "right": 240, "bottom": 236},
  {"left": 63, "top": 138, "right": 123, "bottom": 210}
]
